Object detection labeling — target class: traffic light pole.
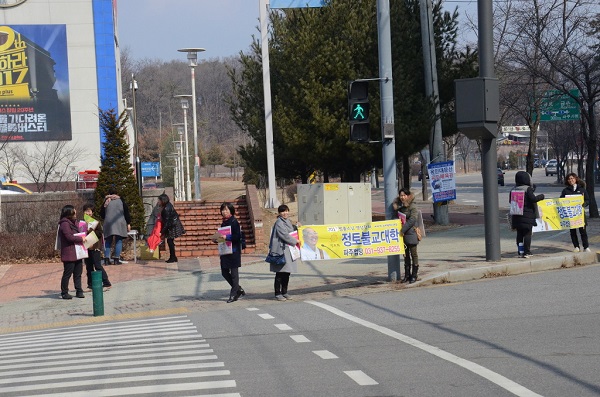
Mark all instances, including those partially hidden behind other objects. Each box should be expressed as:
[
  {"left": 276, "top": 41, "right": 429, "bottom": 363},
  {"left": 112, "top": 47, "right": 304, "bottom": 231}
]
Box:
[{"left": 377, "top": 0, "right": 401, "bottom": 281}]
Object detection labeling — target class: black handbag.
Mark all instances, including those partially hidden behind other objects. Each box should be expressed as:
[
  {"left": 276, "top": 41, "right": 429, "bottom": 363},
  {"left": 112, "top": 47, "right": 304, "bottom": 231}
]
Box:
[{"left": 265, "top": 225, "right": 286, "bottom": 266}]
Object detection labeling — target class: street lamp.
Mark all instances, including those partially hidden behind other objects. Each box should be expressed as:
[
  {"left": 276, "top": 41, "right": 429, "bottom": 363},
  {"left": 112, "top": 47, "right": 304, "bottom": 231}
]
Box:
[
  {"left": 130, "top": 74, "right": 142, "bottom": 198},
  {"left": 178, "top": 47, "right": 205, "bottom": 201},
  {"left": 174, "top": 95, "right": 192, "bottom": 201}
]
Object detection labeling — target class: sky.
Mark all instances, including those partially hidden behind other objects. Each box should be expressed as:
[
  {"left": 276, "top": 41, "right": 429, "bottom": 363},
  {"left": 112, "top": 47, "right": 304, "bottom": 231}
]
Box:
[
  {"left": 116, "top": 0, "right": 477, "bottom": 63},
  {"left": 116, "top": 0, "right": 260, "bottom": 62}
]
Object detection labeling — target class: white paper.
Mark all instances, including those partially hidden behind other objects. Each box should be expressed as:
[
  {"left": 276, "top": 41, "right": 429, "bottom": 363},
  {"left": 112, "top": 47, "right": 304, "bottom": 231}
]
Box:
[{"left": 83, "top": 231, "right": 99, "bottom": 249}]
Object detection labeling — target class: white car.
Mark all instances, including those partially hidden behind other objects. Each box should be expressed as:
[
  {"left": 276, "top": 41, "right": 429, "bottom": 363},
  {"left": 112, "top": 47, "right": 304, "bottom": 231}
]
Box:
[{"left": 545, "top": 159, "right": 558, "bottom": 176}]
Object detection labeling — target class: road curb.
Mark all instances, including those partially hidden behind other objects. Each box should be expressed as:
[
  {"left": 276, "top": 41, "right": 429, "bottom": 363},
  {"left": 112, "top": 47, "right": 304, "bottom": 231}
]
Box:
[{"left": 413, "top": 252, "right": 598, "bottom": 287}]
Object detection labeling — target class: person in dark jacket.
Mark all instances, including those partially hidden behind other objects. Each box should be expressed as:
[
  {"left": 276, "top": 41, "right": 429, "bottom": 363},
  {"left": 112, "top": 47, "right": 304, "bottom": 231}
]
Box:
[
  {"left": 58, "top": 205, "right": 87, "bottom": 299},
  {"left": 560, "top": 173, "right": 590, "bottom": 252},
  {"left": 510, "top": 171, "right": 545, "bottom": 258},
  {"left": 158, "top": 194, "right": 185, "bottom": 263},
  {"left": 100, "top": 188, "right": 131, "bottom": 265},
  {"left": 215, "top": 202, "right": 245, "bottom": 303},
  {"left": 82, "top": 203, "right": 111, "bottom": 290},
  {"left": 393, "top": 188, "right": 420, "bottom": 283}
]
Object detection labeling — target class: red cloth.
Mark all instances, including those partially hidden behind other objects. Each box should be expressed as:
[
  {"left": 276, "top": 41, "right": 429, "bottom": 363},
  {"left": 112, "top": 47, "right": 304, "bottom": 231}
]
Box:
[{"left": 147, "top": 219, "right": 162, "bottom": 251}]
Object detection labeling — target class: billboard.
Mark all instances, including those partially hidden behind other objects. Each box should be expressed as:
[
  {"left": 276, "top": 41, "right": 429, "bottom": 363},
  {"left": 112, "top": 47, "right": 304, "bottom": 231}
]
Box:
[{"left": 0, "top": 24, "right": 72, "bottom": 142}]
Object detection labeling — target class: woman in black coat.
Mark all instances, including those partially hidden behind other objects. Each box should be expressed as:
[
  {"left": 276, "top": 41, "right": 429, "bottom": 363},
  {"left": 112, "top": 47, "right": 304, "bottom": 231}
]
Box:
[
  {"left": 560, "top": 173, "right": 590, "bottom": 252},
  {"left": 217, "top": 202, "right": 245, "bottom": 303},
  {"left": 509, "top": 171, "right": 545, "bottom": 258},
  {"left": 158, "top": 194, "right": 185, "bottom": 263}
]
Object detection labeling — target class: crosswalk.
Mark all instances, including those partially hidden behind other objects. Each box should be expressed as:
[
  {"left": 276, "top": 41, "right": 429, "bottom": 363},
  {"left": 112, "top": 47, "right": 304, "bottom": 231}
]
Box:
[{"left": 0, "top": 316, "right": 241, "bottom": 397}]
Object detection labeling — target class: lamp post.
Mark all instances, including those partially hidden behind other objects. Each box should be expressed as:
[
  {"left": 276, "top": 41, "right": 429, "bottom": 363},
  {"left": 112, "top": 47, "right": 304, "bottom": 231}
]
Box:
[
  {"left": 174, "top": 139, "right": 185, "bottom": 201},
  {"left": 174, "top": 95, "right": 192, "bottom": 201},
  {"left": 178, "top": 47, "right": 205, "bottom": 201},
  {"left": 130, "top": 74, "right": 142, "bottom": 198}
]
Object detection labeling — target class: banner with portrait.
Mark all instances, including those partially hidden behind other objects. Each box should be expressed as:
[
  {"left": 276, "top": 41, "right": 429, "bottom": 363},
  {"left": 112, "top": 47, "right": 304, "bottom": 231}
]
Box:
[
  {"left": 298, "top": 220, "right": 404, "bottom": 260},
  {"left": 0, "top": 24, "right": 72, "bottom": 142},
  {"left": 533, "top": 196, "right": 584, "bottom": 232}
]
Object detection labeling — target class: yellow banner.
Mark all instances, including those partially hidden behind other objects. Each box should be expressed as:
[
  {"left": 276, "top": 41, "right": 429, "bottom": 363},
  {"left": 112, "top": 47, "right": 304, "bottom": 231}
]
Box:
[
  {"left": 298, "top": 220, "right": 403, "bottom": 260},
  {"left": 533, "top": 196, "right": 584, "bottom": 232}
]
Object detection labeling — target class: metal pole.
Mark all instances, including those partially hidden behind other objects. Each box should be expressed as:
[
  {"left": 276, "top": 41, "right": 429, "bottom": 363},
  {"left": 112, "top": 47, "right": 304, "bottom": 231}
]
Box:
[
  {"left": 183, "top": 109, "right": 192, "bottom": 201},
  {"left": 479, "top": 0, "right": 501, "bottom": 261},
  {"left": 190, "top": 65, "right": 201, "bottom": 200},
  {"left": 260, "top": 0, "right": 280, "bottom": 208},
  {"left": 131, "top": 75, "right": 142, "bottom": 198},
  {"left": 377, "top": 0, "right": 400, "bottom": 281}
]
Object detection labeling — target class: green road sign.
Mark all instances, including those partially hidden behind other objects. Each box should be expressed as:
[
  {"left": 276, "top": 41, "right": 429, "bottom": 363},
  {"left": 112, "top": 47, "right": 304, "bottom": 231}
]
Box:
[{"left": 539, "top": 89, "right": 580, "bottom": 121}]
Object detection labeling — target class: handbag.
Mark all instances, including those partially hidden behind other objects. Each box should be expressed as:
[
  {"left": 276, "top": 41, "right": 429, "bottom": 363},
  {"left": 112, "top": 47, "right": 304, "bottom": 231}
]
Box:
[
  {"left": 265, "top": 224, "right": 286, "bottom": 266},
  {"left": 413, "top": 226, "right": 422, "bottom": 241},
  {"left": 265, "top": 252, "right": 286, "bottom": 266}
]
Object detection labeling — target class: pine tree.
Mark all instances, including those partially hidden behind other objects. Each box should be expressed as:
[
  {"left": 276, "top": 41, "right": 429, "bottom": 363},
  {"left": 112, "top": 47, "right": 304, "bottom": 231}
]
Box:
[{"left": 94, "top": 108, "right": 145, "bottom": 232}]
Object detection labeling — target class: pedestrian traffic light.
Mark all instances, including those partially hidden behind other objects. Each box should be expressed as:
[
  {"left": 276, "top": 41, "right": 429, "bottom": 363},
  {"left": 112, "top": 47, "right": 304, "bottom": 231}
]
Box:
[{"left": 348, "top": 80, "right": 370, "bottom": 142}]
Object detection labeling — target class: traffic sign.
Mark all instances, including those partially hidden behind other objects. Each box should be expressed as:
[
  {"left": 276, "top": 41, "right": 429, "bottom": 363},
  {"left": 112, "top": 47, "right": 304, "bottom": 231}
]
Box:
[
  {"left": 141, "top": 162, "right": 160, "bottom": 178},
  {"left": 539, "top": 89, "right": 580, "bottom": 121}
]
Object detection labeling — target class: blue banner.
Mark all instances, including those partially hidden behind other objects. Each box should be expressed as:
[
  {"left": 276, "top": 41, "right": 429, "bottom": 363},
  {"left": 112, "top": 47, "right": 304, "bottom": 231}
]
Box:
[
  {"left": 141, "top": 162, "right": 160, "bottom": 178},
  {"left": 270, "top": 0, "right": 325, "bottom": 8}
]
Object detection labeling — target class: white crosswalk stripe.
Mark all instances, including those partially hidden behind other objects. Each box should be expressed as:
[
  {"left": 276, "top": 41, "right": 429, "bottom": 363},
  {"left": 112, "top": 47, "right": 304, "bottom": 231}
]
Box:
[{"left": 0, "top": 316, "right": 241, "bottom": 397}]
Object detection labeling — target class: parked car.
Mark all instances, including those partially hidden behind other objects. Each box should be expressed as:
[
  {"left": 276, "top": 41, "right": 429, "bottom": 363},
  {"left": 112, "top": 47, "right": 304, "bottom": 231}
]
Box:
[
  {"left": 497, "top": 168, "right": 505, "bottom": 186},
  {"left": 418, "top": 169, "right": 429, "bottom": 181},
  {"left": 545, "top": 159, "right": 558, "bottom": 176},
  {"left": 0, "top": 181, "right": 32, "bottom": 194}
]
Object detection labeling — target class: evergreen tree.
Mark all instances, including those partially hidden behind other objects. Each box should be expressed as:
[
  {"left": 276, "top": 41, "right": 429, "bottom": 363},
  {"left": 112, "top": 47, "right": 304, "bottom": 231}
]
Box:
[{"left": 94, "top": 108, "right": 145, "bottom": 232}]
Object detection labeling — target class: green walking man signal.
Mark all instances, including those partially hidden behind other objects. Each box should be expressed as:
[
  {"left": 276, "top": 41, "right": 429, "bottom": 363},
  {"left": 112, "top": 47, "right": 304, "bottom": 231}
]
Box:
[{"left": 348, "top": 80, "right": 370, "bottom": 142}]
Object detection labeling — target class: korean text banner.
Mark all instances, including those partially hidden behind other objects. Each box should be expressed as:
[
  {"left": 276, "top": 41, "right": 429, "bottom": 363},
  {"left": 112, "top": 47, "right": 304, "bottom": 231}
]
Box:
[
  {"left": 298, "top": 220, "right": 403, "bottom": 260},
  {"left": 533, "top": 196, "right": 584, "bottom": 233},
  {"left": 427, "top": 161, "right": 456, "bottom": 203},
  {"left": 0, "top": 25, "right": 72, "bottom": 142},
  {"left": 270, "top": 0, "right": 325, "bottom": 8}
]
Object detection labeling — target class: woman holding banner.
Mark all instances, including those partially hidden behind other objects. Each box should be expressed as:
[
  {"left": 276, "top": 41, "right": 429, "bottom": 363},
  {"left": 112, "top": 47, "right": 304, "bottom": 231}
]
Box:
[
  {"left": 510, "top": 171, "right": 545, "bottom": 258},
  {"left": 560, "top": 173, "right": 590, "bottom": 252},
  {"left": 394, "top": 188, "right": 420, "bottom": 283}
]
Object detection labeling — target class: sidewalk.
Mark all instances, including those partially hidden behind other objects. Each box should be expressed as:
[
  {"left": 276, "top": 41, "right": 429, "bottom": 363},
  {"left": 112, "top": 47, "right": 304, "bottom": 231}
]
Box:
[{"left": 1, "top": 211, "right": 599, "bottom": 333}]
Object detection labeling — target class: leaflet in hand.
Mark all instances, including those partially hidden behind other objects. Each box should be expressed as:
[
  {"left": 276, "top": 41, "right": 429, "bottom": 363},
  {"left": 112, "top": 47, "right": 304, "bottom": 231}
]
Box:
[
  {"left": 288, "top": 230, "right": 300, "bottom": 261},
  {"left": 83, "top": 231, "right": 99, "bottom": 249},
  {"left": 217, "top": 226, "right": 233, "bottom": 255},
  {"left": 398, "top": 211, "right": 406, "bottom": 225},
  {"left": 84, "top": 214, "right": 99, "bottom": 230}
]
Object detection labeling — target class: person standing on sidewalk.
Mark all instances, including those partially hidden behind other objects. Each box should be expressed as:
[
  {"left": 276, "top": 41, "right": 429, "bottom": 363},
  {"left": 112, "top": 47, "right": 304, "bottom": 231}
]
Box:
[
  {"left": 57, "top": 205, "right": 87, "bottom": 299},
  {"left": 560, "top": 172, "right": 590, "bottom": 252},
  {"left": 100, "top": 188, "right": 131, "bottom": 265},
  {"left": 269, "top": 204, "right": 300, "bottom": 301},
  {"left": 510, "top": 171, "right": 545, "bottom": 258},
  {"left": 216, "top": 202, "right": 245, "bottom": 303},
  {"left": 82, "top": 203, "right": 111, "bottom": 291},
  {"left": 158, "top": 194, "right": 185, "bottom": 263},
  {"left": 393, "top": 188, "right": 420, "bottom": 283}
]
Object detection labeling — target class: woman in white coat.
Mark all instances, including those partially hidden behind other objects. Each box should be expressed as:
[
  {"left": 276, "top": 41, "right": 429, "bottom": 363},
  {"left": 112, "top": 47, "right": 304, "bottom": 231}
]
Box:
[{"left": 268, "top": 205, "right": 300, "bottom": 301}]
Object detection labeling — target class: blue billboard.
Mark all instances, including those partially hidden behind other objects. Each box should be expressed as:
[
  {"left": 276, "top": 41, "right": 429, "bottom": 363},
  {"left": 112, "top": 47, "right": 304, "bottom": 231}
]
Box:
[{"left": 270, "top": 0, "right": 325, "bottom": 8}]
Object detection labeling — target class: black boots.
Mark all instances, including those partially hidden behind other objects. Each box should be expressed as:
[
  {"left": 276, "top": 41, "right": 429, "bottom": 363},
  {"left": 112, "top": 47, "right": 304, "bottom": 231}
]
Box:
[
  {"left": 401, "top": 266, "right": 411, "bottom": 283},
  {"left": 166, "top": 257, "right": 177, "bottom": 263},
  {"left": 409, "top": 265, "right": 419, "bottom": 284},
  {"left": 104, "top": 258, "right": 111, "bottom": 266}
]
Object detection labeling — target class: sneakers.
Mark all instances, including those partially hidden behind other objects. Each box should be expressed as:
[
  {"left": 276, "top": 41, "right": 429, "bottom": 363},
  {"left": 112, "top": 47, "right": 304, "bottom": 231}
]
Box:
[
  {"left": 275, "top": 295, "right": 287, "bottom": 301},
  {"left": 573, "top": 247, "right": 580, "bottom": 252},
  {"left": 282, "top": 293, "right": 292, "bottom": 300},
  {"left": 523, "top": 253, "right": 533, "bottom": 258},
  {"left": 61, "top": 293, "right": 73, "bottom": 300},
  {"left": 584, "top": 247, "right": 591, "bottom": 252}
]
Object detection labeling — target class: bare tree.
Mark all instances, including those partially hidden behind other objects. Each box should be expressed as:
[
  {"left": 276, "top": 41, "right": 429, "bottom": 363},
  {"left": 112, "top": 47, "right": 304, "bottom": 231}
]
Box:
[
  {"left": 17, "top": 141, "right": 87, "bottom": 192},
  {"left": 455, "top": 134, "right": 474, "bottom": 173}
]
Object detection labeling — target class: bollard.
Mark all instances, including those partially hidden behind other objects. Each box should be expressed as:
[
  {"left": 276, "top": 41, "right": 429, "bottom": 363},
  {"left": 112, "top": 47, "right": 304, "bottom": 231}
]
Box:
[{"left": 91, "top": 271, "right": 104, "bottom": 316}]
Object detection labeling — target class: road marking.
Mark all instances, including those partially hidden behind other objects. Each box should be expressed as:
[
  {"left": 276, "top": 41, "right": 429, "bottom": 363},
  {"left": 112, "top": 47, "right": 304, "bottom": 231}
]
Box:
[
  {"left": 258, "top": 313, "right": 274, "bottom": 319},
  {"left": 275, "top": 323, "right": 292, "bottom": 330},
  {"left": 290, "top": 335, "right": 310, "bottom": 343},
  {"left": 344, "top": 370, "right": 378, "bottom": 385},
  {"left": 246, "top": 307, "right": 260, "bottom": 311},
  {"left": 313, "top": 350, "right": 338, "bottom": 359},
  {"left": 308, "top": 301, "right": 543, "bottom": 397}
]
